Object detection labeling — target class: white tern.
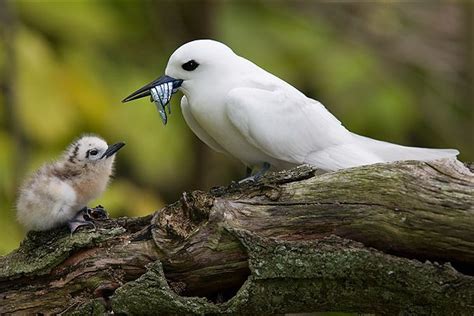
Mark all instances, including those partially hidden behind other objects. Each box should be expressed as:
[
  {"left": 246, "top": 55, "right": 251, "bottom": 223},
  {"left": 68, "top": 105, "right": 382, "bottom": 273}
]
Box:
[
  {"left": 123, "top": 39, "right": 459, "bottom": 178},
  {"left": 17, "top": 135, "right": 125, "bottom": 232}
]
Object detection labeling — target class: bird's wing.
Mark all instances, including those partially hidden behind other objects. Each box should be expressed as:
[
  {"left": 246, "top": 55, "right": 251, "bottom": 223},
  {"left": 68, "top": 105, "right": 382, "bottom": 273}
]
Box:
[
  {"left": 181, "top": 96, "right": 226, "bottom": 153},
  {"left": 226, "top": 86, "right": 377, "bottom": 169}
]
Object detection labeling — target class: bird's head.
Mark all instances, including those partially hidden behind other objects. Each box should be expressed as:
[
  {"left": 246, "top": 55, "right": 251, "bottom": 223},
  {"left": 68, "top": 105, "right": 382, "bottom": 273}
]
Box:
[
  {"left": 164, "top": 39, "right": 236, "bottom": 85},
  {"left": 65, "top": 135, "right": 125, "bottom": 168},
  {"left": 122, "top": 40, "right": 239, "bottom": 124}
]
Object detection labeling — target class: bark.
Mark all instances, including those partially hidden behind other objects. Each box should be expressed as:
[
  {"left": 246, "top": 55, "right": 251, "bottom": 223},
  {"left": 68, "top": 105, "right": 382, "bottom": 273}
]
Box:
[{"left": 0, "top": 159, "right": 473, "bottom": 315}]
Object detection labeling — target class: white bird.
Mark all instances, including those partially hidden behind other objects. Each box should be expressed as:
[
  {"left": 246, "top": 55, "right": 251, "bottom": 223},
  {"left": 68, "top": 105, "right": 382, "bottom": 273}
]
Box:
[
  {"left": 17, "top": 135, "right": 125, "bottom": 232},
  {"left": 123, "top": 39, "right": 459, "bottom": 179}
]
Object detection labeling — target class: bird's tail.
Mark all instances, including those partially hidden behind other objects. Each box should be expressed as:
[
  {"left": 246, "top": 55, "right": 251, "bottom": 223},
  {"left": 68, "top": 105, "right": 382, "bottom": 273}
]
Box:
[{"left": 351, "top": 133, "right": 459, "bottom": 163}]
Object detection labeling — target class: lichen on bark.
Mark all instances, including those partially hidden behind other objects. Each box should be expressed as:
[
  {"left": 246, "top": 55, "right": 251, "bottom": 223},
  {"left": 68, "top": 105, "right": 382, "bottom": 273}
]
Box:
[
  {"left": 110, "top": 228, "right": 474, "bottom": 315},
  {"left": 0, "top": 226, "right": 125, "bottom": 280},
  {"left": 111, "top": 261, "right": 220, "bottom": 314},
  {"left": 226, "top": 229, "right": 474, "bottom": 315}
]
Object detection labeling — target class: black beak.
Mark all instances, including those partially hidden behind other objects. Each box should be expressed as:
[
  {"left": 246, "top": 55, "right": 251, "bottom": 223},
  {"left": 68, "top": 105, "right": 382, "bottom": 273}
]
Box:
[
  {"left": 101, "top": 142, "right": 125, "bottom": 159},
  {"left": 122, "top": 75, "right": 183, "bottom": 103}
]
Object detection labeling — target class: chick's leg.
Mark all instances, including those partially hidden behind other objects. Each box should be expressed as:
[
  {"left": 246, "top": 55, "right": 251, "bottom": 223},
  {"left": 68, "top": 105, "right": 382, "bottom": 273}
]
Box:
[
  {"left": 67, "top": 205, "right": 109, "bottom": 233},
  {"left": 85, "top": 205, "right": 109, "bottom": 220},
  {"left": 67, "top": 207, "right": 95, "bottom": 233}
]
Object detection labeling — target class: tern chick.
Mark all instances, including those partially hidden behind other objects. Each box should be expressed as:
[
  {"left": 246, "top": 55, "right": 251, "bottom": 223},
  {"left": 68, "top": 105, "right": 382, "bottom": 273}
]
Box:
[{"left": 16, "top": 135, "right": 125, "bottom": 233}]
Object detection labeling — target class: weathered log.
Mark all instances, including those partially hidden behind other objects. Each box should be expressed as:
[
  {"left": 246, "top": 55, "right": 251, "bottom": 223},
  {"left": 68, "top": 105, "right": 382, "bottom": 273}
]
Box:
[{"left": 0, "top": 159, "right": 473, "bottom": 315}]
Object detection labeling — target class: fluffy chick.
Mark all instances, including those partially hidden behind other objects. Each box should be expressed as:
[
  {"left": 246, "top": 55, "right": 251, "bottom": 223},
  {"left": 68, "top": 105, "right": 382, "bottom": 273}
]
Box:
[{"left": 16, "top": 135, "right": 125, "bottom": 232}]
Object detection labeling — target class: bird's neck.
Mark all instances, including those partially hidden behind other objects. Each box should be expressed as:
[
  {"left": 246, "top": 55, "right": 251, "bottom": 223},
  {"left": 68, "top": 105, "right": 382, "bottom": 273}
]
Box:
[{"left": 59, "top": 159, "right": 114, "bottom": 207}]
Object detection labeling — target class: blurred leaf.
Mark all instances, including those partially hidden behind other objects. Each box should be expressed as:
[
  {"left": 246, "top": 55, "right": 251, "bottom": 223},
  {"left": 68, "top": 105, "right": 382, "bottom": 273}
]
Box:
[{"left": 16, "top": 27, "right": 80, "bottom": 145}]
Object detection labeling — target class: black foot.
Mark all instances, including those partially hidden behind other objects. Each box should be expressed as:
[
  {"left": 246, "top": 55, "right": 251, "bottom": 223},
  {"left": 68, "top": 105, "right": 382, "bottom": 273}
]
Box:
[
  {"left": 67, "top": 206, "right": 109, "bottom": 234},
  {"left": 245, "top": 166, "right": 252, "bottom": 178},
  {"left": 238, "top": 162, "right": 271, "bottom": 184},
  {"left": 238, "top": 175, "right": 258, "bottom": 185},
  {"left": 67, "top": 208, "right": 95, "bottom": 234},
  {"left": 85, "top": 205, "right": 109, "bottom": 220}
]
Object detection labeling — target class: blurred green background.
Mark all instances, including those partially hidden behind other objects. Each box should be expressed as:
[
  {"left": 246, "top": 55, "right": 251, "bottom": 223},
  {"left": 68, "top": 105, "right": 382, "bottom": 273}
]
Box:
[{"left": 0, "top": 0, "right": 472, "bottom": 255}]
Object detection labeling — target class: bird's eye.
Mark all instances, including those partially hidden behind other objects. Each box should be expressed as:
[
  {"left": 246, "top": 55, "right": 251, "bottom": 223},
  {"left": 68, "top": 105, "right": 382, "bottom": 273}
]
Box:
[
  {"left": 182, "top": 60, "right": 199, "bottom": 71},
  {"left": 89, "top": 149, "right": 98, "bottom": 156}
]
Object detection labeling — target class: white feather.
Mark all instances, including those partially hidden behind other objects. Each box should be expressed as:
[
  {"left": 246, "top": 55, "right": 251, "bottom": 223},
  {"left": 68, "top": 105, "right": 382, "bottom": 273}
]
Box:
[
  {"left": 180, "top": 96, "right": 226, "bottom": 154},
  {"left": 163, "top": 40, "right": 459, "bottom": 171},
  {"left": 350, "top": 133, "right": 459, "bottom": 162},
  {"left": 17, "top": 175, "right": 78, "bottom": 231}
]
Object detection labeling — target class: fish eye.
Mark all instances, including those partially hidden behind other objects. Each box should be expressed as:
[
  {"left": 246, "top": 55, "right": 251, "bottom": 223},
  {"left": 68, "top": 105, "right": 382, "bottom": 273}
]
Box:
[{"left": 182, "top": 60, "right": 199, "bottom": 71}]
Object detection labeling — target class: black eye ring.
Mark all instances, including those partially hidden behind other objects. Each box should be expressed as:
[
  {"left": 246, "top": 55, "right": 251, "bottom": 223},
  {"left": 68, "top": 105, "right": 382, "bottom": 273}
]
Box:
[
  {"left": 89, "top": 149, "right": 98, "bottom": 156},
  {"left": 182, "top": 60, "right": 199, "bottom": 71}
]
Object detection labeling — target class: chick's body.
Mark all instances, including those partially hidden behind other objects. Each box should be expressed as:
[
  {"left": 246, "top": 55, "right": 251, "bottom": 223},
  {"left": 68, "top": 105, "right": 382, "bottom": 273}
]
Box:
[{"left": 16, "top": 136, "right": 123, "bottom": 232}]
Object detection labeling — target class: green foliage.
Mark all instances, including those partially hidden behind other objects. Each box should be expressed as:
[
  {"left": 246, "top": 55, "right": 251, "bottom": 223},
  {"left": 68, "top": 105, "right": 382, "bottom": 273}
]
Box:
[{"left": 0, "top": 1, "right": 471, "bottom": 255}]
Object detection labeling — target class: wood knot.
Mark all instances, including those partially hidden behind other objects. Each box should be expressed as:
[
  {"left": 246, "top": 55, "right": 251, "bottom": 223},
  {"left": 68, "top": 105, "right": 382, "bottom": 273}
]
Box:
[
  {"left": 181, "top": 191, "right": 213, "bottom": 224},
  {"left": 261, "top": 184, "right": 282, "bottom": 201},
  {"left": 169, "top": 281, "right": 187, "bottom": 295},
  {"left": 93, "top": 281, "right": 120, "bottom": 299},
  {"left": 152, "top": 191, "right": 215, "bottom": 244}
]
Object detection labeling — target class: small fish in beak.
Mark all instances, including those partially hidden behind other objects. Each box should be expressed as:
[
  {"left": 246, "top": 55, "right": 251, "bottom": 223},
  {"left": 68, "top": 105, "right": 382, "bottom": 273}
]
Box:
[{"left": 122, "top": 75, "right": 183, "bottom": 125}]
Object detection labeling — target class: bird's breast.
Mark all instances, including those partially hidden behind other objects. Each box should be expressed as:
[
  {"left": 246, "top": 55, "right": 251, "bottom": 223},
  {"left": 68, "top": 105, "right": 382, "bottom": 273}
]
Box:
[
  {"left": 72, "top": 168, "right": 111, "bottom": 207},
  {"left": 186, "top": 96, "right": 277, "bottom": 167}
]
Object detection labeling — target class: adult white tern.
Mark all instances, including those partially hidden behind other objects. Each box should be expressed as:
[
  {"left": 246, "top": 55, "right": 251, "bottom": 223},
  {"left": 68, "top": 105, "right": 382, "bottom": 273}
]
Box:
[{"left": 123, "top": 40, "right": 459, "bottom": 178}]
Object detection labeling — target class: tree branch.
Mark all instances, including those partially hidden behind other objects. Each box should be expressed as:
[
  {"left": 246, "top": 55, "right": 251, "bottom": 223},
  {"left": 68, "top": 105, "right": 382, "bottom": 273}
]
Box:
[{"left": 1, "top": 159, "right": 473, "bottom": 314}]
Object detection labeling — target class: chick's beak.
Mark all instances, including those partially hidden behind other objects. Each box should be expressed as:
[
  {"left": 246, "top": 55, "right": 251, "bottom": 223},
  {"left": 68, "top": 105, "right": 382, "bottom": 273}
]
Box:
[
  {"left": 122, "top": 75, "right": 183, "bottom": 103},
  {"left": 101, "top": 142, "right": 125, "bottom": 159}
]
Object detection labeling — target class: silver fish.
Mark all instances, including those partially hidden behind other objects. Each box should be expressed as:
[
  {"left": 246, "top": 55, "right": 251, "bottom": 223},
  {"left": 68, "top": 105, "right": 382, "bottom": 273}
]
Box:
[
  {"left": 150, "top": 82, "right": 179, "bottom": 125},
  {"left": 150, "top": 86, "right": 168, "bottom": 125}
]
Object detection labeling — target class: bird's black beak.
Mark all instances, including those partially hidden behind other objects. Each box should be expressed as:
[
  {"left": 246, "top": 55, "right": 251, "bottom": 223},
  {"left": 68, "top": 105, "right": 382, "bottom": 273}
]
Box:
[
  {"left": 101, "top": 142, "right": 125, "bottom": 159},
  {"left": 122, "top": 75, "right": 183, "bottom": 103}
]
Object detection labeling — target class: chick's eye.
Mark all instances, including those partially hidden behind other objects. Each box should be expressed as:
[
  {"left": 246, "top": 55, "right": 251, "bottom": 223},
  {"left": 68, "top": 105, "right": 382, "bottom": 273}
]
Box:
[
  {"left": 182, "top": 60, "right": 199, "bottom": 71},
  {"left": 89, "top": 150, "right": 98, "bottom": 156}
]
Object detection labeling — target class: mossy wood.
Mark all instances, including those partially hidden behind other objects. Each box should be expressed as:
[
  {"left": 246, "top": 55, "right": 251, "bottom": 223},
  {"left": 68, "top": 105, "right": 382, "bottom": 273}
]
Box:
[{"left": 0, "top": 159, "right": 473, "bottom": 315}]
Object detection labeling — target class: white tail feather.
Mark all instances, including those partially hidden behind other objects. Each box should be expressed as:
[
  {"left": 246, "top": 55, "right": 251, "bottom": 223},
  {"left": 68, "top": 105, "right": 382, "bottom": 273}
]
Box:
[{"left": 352, "top": 133, "right": 459, "bottom": 162}]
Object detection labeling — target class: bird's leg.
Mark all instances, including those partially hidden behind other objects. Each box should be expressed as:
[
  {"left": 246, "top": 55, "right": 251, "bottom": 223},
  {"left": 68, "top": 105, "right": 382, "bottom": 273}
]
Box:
[
  {"left": 67, "top": 205, "right": 110, "bottom": 233},
  {"left": 245, "top": 166, "right": 253, "bottom": 178},
  {"left": 239, "top": 162, "right": 271, "bottom": 184},
  {"left": 254, "top": 162, "right": 271, "bottom": 180},
  {"left": 86, "top": 205, "right": 109, "bottom": 220},
  {"left": 67, "top": 207, "right": 95, "bottom": 234}
]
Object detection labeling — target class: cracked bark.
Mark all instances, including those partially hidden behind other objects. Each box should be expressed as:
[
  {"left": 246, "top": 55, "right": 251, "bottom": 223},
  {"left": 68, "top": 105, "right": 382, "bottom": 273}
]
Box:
[{"left": 0, "top": 159, "right": 473, "bottom": 315}]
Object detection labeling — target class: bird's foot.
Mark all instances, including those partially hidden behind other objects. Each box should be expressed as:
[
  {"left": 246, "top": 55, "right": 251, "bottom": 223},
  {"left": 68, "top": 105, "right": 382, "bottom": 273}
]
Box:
[
  {"left": 67, "top": 205, "right": 109, "bottom": 234},
  {"left": 238, "top": 174, "right": 259, "bottom": 185},
  {"left": 67, "top": 209, "right": 95, "bottom": 234},
  {"left": 85, "top": 205, "right": 109, "bottom": 220},
  {"left": 245, "top": 166, "right": 252, "bottom": 178},
  {"left": 238, "top": 162, "right": 271, "bottom": 184}
]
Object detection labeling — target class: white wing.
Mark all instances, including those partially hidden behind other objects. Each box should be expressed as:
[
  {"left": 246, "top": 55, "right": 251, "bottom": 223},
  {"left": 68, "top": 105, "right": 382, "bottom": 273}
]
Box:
[
  {"left": 226, "top": 87, "right": 383, "bottom": 170},
  {"left": 181, "top": 96, "right": 226, "bottom": 154}
]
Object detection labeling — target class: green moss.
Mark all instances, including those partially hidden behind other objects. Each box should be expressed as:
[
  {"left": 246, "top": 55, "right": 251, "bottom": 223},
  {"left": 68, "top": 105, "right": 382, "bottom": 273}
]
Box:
[
  {"left": 68, "top": 299, "right": 107, "bottom": 316},
  {"left": 0, "top": 226, "right": 125, "bottom": 280},
  {"left": 111, "top": 261, "right": 220, "bottom": 314},
  {"left": 223, "top": 229, "right": 474, "bottom": 315},
  {"left": 109, "top": 228, "right": 474, "bottom": 314}
]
